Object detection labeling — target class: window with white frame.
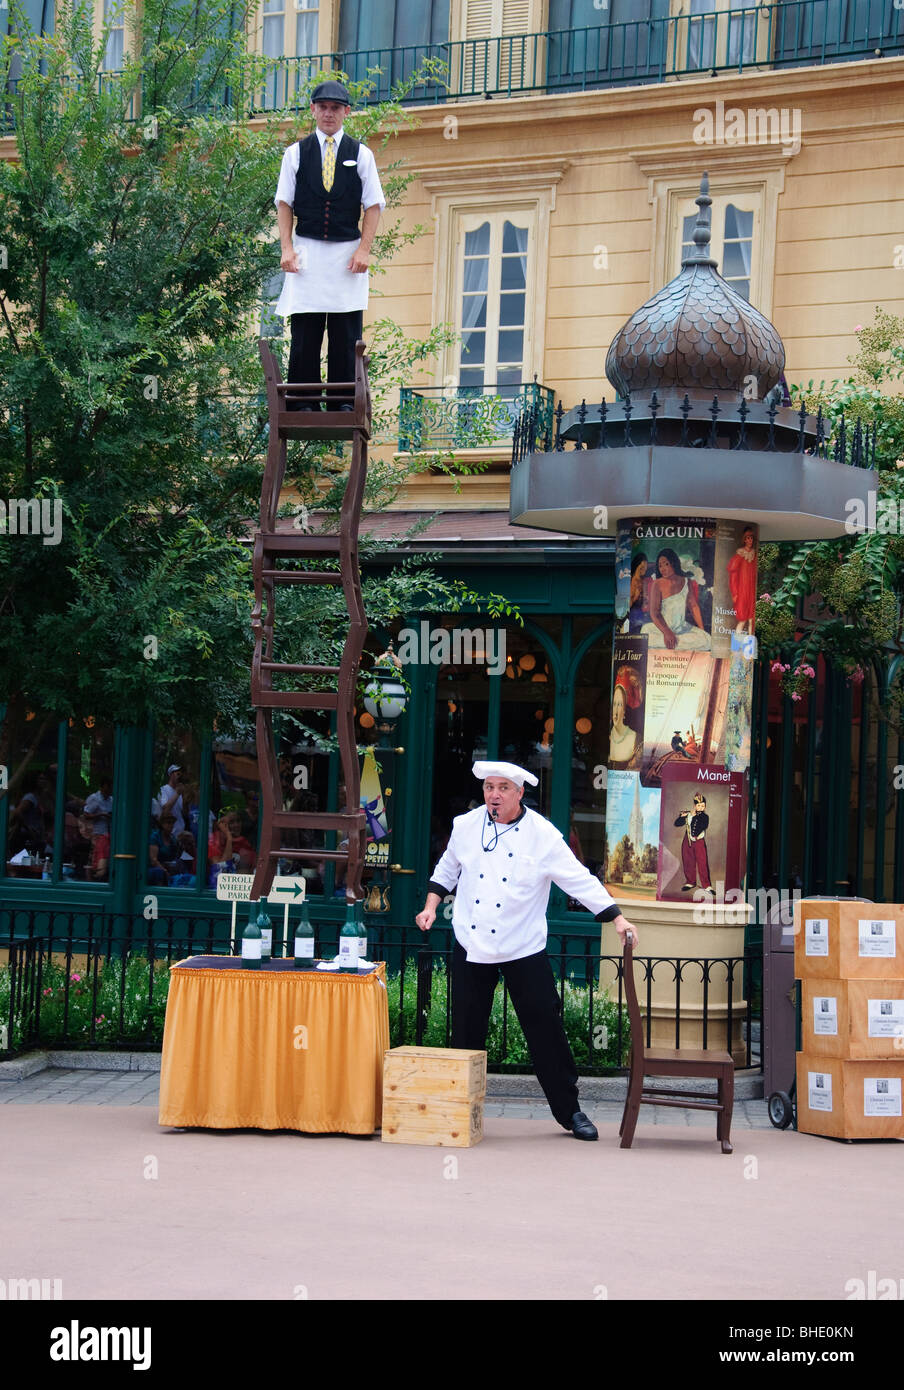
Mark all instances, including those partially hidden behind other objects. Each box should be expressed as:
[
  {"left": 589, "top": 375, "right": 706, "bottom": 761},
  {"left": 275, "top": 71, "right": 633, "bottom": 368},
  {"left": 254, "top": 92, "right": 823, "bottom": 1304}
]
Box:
[
  {"left": 672, "top": 191, "right": 760, "bottom": 303},
  {"left": 260, "top": 0, "right": 321, "bottom": 59},
  {"left": 455, "top": 210, "right": 534, "bottom": 396},
  {"left": 670, "top": 0, "right": 770, "bottom": 72},
  {"left": 102, "top": 0, "right": 125, "bottom": 71},
  {"left": 452, "top": 0, "right": 544, "bottom": 93}
]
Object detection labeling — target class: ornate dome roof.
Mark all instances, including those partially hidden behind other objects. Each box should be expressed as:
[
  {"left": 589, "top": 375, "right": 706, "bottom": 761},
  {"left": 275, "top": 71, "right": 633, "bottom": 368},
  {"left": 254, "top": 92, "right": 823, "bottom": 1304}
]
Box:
[{"left": 605, "top": 173, "right": 784, "bottom": 397}]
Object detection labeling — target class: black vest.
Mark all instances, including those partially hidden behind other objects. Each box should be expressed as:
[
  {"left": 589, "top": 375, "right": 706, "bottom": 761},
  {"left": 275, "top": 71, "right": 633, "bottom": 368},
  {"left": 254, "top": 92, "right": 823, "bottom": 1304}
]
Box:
[{"left": 293, "top": 132, "right": 363, "bottom": 242}]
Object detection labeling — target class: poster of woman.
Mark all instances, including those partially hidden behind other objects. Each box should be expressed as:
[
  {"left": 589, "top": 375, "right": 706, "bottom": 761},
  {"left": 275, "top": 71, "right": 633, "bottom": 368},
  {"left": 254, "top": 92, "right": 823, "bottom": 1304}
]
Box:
[
  {"left": 609, "top": 637, "right": 646, "bottom": 770},
  {"left": 711, "top": 520, "right": 759, "bottom": 656},
  {"left": 640, "top": 547, "right": 711, "bottom": 650}
]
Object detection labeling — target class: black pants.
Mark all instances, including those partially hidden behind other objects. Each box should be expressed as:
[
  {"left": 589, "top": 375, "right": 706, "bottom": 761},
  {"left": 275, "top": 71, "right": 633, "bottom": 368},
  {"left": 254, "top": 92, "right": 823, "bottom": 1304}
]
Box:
[
  {"left": 287, "top": 310, "right": 362, "bottom": 409},
  {"left": 451, "top": 939, "right": 579, "bottom": 1128}
]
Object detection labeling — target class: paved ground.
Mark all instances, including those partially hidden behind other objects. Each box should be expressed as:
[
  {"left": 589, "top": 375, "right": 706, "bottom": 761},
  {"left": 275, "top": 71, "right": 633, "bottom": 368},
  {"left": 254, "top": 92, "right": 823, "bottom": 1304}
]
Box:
[
  {"left": 2, "top": 1067, "right": 901, "bottom": 1302},
  {"left": 0, "top": 1066, "right": 773, "bottom": 1127}
]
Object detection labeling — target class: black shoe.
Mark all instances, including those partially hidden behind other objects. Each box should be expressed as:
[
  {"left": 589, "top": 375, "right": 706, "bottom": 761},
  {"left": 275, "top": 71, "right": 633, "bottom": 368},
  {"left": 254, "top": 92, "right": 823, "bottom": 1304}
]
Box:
[
  {"left": 337, "top": 403, "right": 354, "bottom": 412},
  {"left": 568, "top": 1111, "right": 598, "bottom": 1141}
]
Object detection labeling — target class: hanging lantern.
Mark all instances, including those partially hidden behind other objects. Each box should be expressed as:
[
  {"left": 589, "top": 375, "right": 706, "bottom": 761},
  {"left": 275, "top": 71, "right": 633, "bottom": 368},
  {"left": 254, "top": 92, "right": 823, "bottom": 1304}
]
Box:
[
  {"left": 362, "top": 643, "right": 407, "bottom": 730},
  {"left": 576, "top": 717, "right": 592, "bottom": 735},
  {"left": 518, "top": 653, "right": 536, "bottom": 672}
]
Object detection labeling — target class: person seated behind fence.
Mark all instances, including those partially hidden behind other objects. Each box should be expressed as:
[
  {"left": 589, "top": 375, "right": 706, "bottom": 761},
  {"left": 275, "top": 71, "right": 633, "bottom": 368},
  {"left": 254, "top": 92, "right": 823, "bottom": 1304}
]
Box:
[
  {"left": 168, "top": 830, "right": 197, "bottom": 888},
  {"left": 149, "top": 811, "right": 181, "bottom": 884},
  {"left": 80, "top": 813, "right": 110, "bottom": 881},
  {"left": 9, "top": 771, "right": 53, "bottom": 857},
  {"left": 207, "top": 812, "right": 256, "bottom": 884}
]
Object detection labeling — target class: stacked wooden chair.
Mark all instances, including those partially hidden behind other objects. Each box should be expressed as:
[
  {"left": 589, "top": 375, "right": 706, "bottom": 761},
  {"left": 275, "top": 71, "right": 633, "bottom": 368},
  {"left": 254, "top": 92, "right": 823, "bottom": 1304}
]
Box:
[{"left": 250, "top": 338, "right": 371, "bottom": 903}]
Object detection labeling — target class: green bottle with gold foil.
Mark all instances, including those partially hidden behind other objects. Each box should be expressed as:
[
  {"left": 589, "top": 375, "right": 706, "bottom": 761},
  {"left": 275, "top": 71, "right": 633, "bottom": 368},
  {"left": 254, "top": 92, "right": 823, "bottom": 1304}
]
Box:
[{"left": 338, "top": 902, "right": 359, "bottom": 973}]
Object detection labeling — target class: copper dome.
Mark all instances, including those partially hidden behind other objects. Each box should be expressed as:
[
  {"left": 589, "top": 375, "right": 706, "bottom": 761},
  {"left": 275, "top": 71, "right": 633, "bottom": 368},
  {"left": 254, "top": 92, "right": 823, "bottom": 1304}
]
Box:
[{"left": 605, "top": 173, "right": 784, "bottom": 397}]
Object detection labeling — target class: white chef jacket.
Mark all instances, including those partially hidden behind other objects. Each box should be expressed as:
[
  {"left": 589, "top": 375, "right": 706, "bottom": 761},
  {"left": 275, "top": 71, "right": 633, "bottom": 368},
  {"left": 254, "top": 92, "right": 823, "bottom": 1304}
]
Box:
[
  {"left": 273, "top": 127, "right": 386, "bottom": 316},
  {"left": 429, "top": 806, "right": 619, "bottom": 965}
]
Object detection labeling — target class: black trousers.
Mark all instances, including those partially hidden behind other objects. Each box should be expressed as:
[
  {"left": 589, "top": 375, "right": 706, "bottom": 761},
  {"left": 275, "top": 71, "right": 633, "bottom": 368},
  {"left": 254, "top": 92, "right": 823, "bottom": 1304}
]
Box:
[
  {"left": 287, "top": 310, "right": 362, "bottom": 409},
  {"left": 451, "top": 939, "right": 579, "bottom": 1128}
]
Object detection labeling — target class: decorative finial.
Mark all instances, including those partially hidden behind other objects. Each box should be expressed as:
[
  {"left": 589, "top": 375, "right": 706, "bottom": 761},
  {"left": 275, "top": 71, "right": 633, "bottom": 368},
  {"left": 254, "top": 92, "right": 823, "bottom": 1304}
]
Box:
[{"left": 682, "top": 171, "right": 717, "bottom": 268}]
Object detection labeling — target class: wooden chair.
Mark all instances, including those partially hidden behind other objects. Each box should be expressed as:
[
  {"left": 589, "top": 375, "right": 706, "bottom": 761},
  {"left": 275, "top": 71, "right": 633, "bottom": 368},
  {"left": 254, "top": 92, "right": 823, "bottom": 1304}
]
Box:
[{"left": 619, "top": 933, "right": 735, "bottom": 1153}]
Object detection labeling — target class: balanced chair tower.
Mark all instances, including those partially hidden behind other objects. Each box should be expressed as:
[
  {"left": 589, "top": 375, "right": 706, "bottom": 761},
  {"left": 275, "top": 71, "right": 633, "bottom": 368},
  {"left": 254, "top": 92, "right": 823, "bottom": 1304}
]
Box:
[{"left": 795, "top": 900, "right": 904, "bottom": 1140}]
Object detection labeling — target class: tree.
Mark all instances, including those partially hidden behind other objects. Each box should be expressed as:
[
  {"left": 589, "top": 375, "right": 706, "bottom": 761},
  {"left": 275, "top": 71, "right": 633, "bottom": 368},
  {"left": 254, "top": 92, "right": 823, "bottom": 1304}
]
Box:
[
  {"left": 610, "top": 834, "right": 634, "bottom": 883},
  {"left": 0, "top": 0, "right": 506, "bottom": 793},
  {"left": 756, "top": 309, "right": 904, "bottom": 712}
]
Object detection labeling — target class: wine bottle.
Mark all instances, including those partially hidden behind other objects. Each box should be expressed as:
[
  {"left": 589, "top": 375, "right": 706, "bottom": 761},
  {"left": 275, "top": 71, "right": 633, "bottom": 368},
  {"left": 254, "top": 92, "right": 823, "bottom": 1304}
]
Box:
[
  {"left": 241, "top": 905, "right": 262, "bottom": 970},
  {"left": 356, "top": 901, "right": 368, "bottom": 967},
  {"left": 339, "top": 902, "right": 359, "bottom": 973},
  {"left": 294, "top": 902, "right": 315, "bottom": 970},
  {"left": 255, "top": 897, "right": 273, "bottom": 961}
]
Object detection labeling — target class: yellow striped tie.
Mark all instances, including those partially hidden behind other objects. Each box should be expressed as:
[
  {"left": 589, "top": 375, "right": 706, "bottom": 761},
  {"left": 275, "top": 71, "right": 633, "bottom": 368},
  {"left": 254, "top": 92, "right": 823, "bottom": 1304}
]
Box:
[{"left": 322, "top": 136, "right": 335, "bottom": 193}]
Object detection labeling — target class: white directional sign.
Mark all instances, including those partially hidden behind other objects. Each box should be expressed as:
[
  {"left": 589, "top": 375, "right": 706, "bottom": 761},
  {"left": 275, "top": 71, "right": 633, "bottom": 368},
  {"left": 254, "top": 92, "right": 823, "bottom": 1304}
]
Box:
[
  {"left": 216, "top": 874, "right": 307, "bottom": 951},
  {"left": 216, "top": 874, "right": 307, "bottom": 903}
]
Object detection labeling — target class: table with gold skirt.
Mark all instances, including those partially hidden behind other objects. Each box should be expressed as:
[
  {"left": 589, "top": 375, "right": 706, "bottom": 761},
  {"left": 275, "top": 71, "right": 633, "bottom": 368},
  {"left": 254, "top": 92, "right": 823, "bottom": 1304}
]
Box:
[{"left": 158, "top": 957, "right": 390, "bottom": 1134}]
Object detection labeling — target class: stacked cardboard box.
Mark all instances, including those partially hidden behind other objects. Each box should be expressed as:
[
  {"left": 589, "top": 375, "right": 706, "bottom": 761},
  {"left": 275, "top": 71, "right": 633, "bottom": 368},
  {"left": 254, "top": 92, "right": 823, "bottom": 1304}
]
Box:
[{"left": 795, "top": 901, "right": 904, "bottom": 1139}]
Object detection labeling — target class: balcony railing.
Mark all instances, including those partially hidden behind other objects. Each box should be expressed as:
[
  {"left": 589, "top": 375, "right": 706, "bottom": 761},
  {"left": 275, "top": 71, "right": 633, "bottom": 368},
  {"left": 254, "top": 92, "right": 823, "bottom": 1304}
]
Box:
[
  {"left": 254, "top": 0, "right": 903, "bottom": 111},
  {"left": 398, "top": 382, "right": 555, "bottom": 454},
  {"left": 4, "top": 1, "right": 901, "bottom": 136}
]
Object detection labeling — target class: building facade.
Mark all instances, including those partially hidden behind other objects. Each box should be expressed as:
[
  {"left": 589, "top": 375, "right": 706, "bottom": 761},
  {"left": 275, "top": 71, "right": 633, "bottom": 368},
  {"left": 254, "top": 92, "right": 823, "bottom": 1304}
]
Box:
[{"left": 2, "top": 0, "right": 903, "bottom": 940}]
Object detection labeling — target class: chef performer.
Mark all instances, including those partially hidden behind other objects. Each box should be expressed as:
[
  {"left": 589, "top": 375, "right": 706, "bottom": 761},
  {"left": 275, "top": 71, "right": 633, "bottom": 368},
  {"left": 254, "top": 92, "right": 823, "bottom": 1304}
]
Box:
[
  {"left": 416, "top": 762, "right": 638, "bottom": 1141},
  {"left": 274, "top": 80, "right": 385, "bottom": 409}
]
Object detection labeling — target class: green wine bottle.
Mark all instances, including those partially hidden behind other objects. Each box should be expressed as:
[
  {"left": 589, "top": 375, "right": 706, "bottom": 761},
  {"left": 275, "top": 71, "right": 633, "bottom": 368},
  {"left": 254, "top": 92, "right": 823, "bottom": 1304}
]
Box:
[
  {"left": 294, "top": 901, "right": 315, "bottom": 970},
  {"left": 241, "top": 905, "right": 262, "bottom": 970},
  {"left": 339, "top": 902, "right": 359, "bottom": 973},
  {"left": 255, "top": 897, "right": 273, "bottom": 961},
  {"left": 356, "top": 901, "right": 368, "bottom": 968}
]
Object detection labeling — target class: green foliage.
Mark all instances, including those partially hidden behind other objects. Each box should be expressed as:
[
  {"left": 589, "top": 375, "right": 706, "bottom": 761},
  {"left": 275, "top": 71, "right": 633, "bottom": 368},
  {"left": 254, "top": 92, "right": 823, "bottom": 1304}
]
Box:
[
  {"left": 0, "top": 954, "right": 171, "bottom": 1049},
  {"left": 757, "top": 310, "right": 904, "bottom": 704}
]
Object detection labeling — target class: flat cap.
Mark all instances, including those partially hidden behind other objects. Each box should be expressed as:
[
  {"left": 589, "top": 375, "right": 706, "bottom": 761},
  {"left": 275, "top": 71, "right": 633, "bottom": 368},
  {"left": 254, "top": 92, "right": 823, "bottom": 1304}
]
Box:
[{"left": 311, "top": 80, "right": 352, "bottom": 105}]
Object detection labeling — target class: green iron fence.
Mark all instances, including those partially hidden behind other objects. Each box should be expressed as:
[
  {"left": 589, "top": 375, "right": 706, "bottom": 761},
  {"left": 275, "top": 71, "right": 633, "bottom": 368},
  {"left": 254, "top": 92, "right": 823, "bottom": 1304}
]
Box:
[{"left": 398, "top": 382, "right": 555, "bottom": 454}]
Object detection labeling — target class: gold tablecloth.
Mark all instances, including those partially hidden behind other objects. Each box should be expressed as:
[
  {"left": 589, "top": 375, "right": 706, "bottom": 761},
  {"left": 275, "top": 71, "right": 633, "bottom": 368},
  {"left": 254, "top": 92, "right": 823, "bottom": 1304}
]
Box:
[{"left": 158, "top": 958, "right": 389, "bottom": 1134}]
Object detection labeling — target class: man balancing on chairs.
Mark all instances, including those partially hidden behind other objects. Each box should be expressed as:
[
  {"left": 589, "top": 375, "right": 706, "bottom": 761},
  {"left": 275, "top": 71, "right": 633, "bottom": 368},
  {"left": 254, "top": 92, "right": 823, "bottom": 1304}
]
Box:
[
  {"left": 416, "top": 762, "right": 639, "bottom": 1141},
  {"left": 274, "top": 80, "right": 385, "bottom": 411}
]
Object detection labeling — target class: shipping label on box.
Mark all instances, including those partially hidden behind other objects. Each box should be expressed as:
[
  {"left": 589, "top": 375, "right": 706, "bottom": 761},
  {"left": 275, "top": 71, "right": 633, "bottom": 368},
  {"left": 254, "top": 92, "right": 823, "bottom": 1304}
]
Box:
[
  {"left": 812, "top": 996, "right": 838, "bottom": 1035},
  {"left": 806, "top": 918, "right": 830, "bottom": 956},
  {"left": 858, "top": 919, "right": 896, "bottom": 958},
  {"left": 867, "top": 999, "right": 904, "bottom": 1039},
  {"left": 808, "top": 1071, "right": 833, "bottom": 1111},
  {"left": 863, "top": 1077, "right": 903, "bottom": 1117}
]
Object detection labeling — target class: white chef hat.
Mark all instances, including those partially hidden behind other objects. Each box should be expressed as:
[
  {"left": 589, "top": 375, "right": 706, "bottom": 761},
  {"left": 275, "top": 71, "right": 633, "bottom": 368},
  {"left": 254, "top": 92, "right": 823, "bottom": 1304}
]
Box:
[{"left": 472, "top": 760, "right": 538, "bottom": 788}]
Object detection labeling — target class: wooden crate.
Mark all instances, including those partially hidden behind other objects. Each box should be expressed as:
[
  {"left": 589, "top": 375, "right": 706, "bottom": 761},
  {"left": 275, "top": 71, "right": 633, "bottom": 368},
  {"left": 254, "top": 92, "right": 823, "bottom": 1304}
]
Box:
[
  {"left": 381, "top": 1047, "right": 486, "bottom": 1147},
  {"left": 796, "top": 1054, "right": 904, "bottom": 1139},
  {"left": 802, "top": 979, "right": 904, "bottom": 1059},
  {"left": 794, "top": 901, "right": 904, "bottom": 980}
]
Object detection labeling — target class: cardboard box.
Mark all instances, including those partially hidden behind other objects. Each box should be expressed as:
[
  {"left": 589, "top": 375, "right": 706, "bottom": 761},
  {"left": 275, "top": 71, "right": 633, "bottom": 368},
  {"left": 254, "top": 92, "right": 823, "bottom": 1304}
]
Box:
[
  {"left": 794, "top": 901, "right": 904, "bottom": 980},
  {"left": 381, "top": 1047, "right": 486, "bottom": 1147},
  {"left": 796, "top": 1054, "right": 904, "bottom": 1139},
  {"left": 802, "top": 979, "right": 904, "bottom": 1059}
]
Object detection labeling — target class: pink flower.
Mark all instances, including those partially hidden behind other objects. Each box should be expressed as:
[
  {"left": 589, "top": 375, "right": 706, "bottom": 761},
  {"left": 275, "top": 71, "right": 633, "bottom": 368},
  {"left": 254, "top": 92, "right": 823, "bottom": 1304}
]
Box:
[
  {"left": 43, "top": 988, "right": 52, "bottom": 997},
  {"left": 783, "top": 664, "right": 791, "bottom": 672},
  {"left": 791, "top": 692, "right": 802, "bottom": 702},
  {"left": 760, "top": 593, "right": 772, "bottom": 602},
  {"left": 854, "top": 324, "right": 863, "bottom": 332},
  {"left": 850, "top": 667, "right": 865, "bottom": 685},
  {"left": 70, "top": 973, "right": 81, "bottom": 982},
  {"left": 771, "top": 660, "right": 783, "bottom": 673},
  {"left": 95, "top": 1015, "right": 105, "bottom": 1024}
]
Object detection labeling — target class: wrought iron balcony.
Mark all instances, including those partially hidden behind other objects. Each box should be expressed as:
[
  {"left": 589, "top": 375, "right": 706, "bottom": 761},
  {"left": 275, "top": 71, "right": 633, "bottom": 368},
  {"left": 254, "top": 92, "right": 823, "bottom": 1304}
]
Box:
[
  {"left": 254, "top": 0, "right": 903, "bottom": 112},
  {"left": 398, "top": 382, "right": 555, "bottom": 455},
  {"left": 5, "top": 1, "right": 900, "bottom": 136}
]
